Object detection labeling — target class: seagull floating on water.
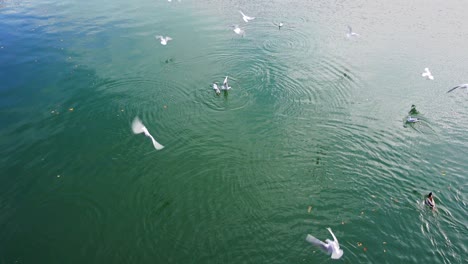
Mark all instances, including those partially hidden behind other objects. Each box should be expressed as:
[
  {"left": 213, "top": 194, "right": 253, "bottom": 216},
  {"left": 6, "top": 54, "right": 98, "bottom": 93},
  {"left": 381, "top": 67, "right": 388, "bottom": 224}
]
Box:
[
  {"left": 233, "top": 25, "right": 245, "bottom": 36},
  {"left": 221, "top": 76, "right": 231, "bottom": 90},
  {"left": 155, "top": 35, "right": 172, "bottom": 45},
  {"left": 447, "top": 83, "right": 468, "bottom": 93},
  {"left": 306, "top": 228, "right": 343, "bottom": 260},
  {"left": 421, "top": 68, "right": 434, "bottom": 80},
  {"left": 212, "top": 82, "right": 221, "bottom": 95},
  {"left": 406, "top": 116, "right": 420, "bottom": 123},
  {"left": 274, "top": 22, "right": 284, "bottom": 29},
  {"left": 239, "top": 10, "right": 255, "bottom": 22},
  {"left": 132, "top": 117, "right": 164, "bottom": 150},
  {"left": 346, "top": 26, "right": 359, "bottom": 38}
]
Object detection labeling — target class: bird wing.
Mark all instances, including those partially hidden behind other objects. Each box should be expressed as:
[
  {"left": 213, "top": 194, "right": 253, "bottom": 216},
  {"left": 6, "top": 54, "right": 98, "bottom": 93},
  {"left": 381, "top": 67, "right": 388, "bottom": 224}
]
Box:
[
  {"left": 239, "top": 10, "right": 246, "bottom": 17},
  {"left": 447, "top": 86, "right": 460, "bottom": 93},
  {"left": 133, "top": 117, "right": 164, "bottom": 150},
  {"left": 306, "top": 234, "right": 330, "bottom": 253},
  {"left": 326, "top": 228, "right": 344, "bottom": 259},
  {"left": 142, "top": 127, "right": 164, "bottom": 150},
  {"left": 147, "top": 133, "right": 164, "bottom": 150},
  {"left": 326, "top": 228, "right": 340, "bottom": 248},
  {"left": 155, "top": 35, "right": 162, "bottom": 40},
  {"left": 347, "top": 25, "right": 352, "bottom": 33},
  {"left": 166, "top": 37, "right": 172, "bottom": 41}
]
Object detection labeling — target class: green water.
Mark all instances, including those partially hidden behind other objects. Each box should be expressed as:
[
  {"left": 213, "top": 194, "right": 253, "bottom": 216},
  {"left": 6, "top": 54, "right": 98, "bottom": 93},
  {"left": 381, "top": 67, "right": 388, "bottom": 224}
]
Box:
[{"left": 0, "top": 0, "right": 467, "bottom": 263}]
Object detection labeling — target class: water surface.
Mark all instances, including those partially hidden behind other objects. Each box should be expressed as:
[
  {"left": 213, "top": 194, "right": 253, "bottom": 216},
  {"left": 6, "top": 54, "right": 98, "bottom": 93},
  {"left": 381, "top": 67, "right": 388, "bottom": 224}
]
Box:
[{"left": 0, "top": 0, "right": 467, "bottom": 263}]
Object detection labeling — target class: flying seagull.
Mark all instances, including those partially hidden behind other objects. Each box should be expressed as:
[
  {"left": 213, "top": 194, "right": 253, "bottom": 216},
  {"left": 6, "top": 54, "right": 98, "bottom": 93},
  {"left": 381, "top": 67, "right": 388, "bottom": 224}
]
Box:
[
  {"left": 421, "top": 68, "right": 434, "bottom": 80},
  {"left": 155, "top": 35, "right": 172, "bottom": 45},
  {"left": 239, "top": 10, "right": 255, "bottom": 22},
  {"left": 346, "top": 26, "right": 359, "bottom": 38},
  {"left": 447, "top": 83, "right": 468, "bottom": 93},
  {"left": 306, "top": 228, "right": 343, "bottom": 259},
  {"left": 132, "top": 117, "right": 164, "bottom": 150}
]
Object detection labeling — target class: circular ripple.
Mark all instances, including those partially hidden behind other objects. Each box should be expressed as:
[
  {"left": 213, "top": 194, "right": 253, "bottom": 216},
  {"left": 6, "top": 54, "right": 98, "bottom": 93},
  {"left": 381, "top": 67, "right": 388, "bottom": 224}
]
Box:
[
  {"left": 192, "top": 76, "right": 253, "bottom": 112},
  {"left": 260, "top": 26, "right": 314, "bottom": 57}
]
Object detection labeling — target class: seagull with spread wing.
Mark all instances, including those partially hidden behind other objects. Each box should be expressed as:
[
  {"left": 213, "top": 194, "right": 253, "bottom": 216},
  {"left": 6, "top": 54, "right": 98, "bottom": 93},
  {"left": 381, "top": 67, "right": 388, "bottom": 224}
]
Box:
[
  {"left": 346, "top": 26, "right": 359, "bottom": 38},
  {"left": 239, "top": 10, "right": 255, "bottom": 22},
  {"left": 306, "top": 228, "right": 344, "bottom": 259},
  {"left": 155, "top": 35, "right": 172, "bottom": 45},
  {"left": 132, "top": 117, "right": 164, "bottom": 150}
]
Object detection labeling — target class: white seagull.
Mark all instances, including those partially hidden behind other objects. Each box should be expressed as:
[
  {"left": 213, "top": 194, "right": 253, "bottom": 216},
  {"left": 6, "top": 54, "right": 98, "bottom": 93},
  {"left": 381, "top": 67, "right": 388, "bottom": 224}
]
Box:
[
  {"left": 421, "top": 68, "right": 434, "bottom": 80},
  {"left": 346, "top": 26, "right": 359, "bottom": 38},
  {"left": 221, "top": 76, "right": 231, "bottom": 90},
  {"left": 233, "top": 25, "right": 245, "bottom": 36},
  {"left": 407, "top": 116, "right": 420, "bottom": 123},
  {"left": 212, "top": 82, "right": 221, "bottom": 95},
  {"left": 155, "top": 35, "right": 172, "bottom": 45},
  {"left": 306, "top": 228, "right": 343, "bottom": 260},
  {"left": 132, "top": 117, "right": 164, "bottom": 150},
  {"left": 239, "top": 10, "right": 255, "bottom": 22},
  {"left": 447, "top": 83, "right": 468, "bottom": 93}
]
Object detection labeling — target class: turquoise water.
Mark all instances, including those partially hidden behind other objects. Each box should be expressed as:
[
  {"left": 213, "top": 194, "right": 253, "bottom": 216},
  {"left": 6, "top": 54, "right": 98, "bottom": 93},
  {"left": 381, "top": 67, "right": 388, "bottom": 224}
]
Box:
[{"left": 0, "top": 0, "right": 467, "bottom": 263}]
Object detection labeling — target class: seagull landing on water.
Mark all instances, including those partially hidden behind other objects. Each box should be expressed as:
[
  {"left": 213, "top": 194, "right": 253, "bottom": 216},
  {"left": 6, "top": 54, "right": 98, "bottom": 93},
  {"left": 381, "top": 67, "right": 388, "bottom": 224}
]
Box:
[
  {"left": 233, "top": 25, "right": 245, "bottom": 36},
  {"left": 346, "top": 26, "right": 359, "bottom": 38},
  {"left": 221, "top": 76, "right": 231, "bottom": 90},
  {"left": 306, "top": 228, "right": 343, "bottom": 259},
  {"left": 422, "top": 68, "right": 434, "bottom": 80},
  {"left": 212, "top": 82, "right": 221, "bottom": 95},
  {"left": 239, "top": 10, "right": 255, "bottom": 22},
  {"left": 447, "top": 83, "right": 468, "bottom": 93},
  {"left": 155, "top": 35, "right": 172, "bottom": 45}
]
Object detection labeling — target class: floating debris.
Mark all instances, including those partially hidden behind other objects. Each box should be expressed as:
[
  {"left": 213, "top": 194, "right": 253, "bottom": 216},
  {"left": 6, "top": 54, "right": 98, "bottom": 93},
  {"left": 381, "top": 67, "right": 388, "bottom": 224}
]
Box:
[{"left": 308, "top": 206, "right": 312, "bottom": 213}]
